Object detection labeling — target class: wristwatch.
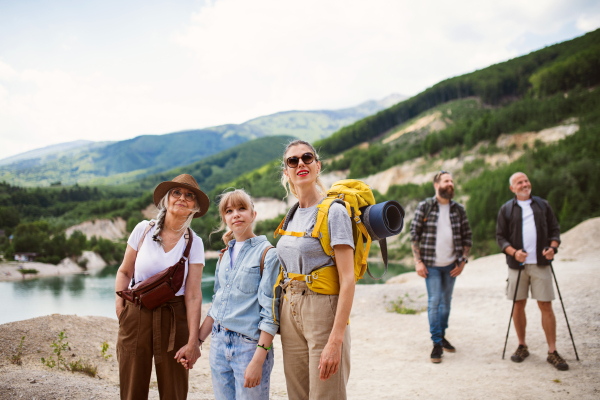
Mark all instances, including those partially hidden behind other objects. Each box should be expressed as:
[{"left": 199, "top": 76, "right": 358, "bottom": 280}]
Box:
[{"left": 458, "top": 256, "right": 468, "bottom": 264}]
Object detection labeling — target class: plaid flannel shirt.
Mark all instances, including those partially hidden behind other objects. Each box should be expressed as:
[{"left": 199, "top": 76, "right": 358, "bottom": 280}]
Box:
[{"left": 410, "top": 197, "right": 473, "bottom": 267}]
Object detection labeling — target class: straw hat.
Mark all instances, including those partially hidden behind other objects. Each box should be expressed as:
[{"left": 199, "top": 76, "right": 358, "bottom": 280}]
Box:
[{"left": 153, "top": 174, "right": 210, "bottom": 218}]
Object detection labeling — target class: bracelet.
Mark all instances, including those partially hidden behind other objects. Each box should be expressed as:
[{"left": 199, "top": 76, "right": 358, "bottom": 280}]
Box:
[
  {"left": 257, "top": 343, "right": 272, "bottom": 352},
  {"left": 512, "top": 249, "right": 518, "bottom": 258},
  {"left": 198, "top": 338, "right": 204, "bottom": 349}
]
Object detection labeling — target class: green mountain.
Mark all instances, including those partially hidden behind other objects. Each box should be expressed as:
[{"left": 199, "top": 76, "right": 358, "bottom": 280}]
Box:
[
  {"left": 137, "top": 135, "right": 296, "bottom": 194},
  {"left": 0, "top": 94, "right": 404, "bottom": 187}
]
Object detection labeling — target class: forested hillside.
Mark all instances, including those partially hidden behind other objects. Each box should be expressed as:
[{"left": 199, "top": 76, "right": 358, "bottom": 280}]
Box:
[{"left": 317, "top": 29, "right": 600, "bottom": 156}]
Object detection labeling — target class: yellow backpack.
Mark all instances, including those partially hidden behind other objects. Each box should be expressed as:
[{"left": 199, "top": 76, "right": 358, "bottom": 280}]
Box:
[{"left": 272, "top": 180, "right": 377, "bottom": 303}]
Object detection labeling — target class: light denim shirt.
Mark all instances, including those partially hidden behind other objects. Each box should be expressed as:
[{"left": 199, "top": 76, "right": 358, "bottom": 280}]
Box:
[{"left": 208, "top": 235, "right": 280, "bottom": 339}]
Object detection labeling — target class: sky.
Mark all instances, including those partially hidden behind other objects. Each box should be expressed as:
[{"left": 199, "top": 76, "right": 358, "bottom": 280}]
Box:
[{"left": 0, "top": 0, "right": 599, "bottom": 160}]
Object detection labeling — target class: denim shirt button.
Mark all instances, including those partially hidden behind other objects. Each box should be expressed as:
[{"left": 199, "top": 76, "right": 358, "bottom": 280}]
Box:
[{"left": 227, "top": 285, "right": 230, "bottom": 287}]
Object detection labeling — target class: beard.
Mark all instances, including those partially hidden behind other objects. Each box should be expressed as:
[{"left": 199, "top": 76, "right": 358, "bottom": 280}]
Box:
[{"left": 439, "top": 185, "right": 455, "bottom": 200}]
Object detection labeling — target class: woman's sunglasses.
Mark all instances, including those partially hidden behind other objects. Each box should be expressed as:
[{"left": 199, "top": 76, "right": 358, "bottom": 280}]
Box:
[
  {"left": 286, "top": 152, "right": 317, "bottom": 168},
  {"left": 171, "top": 189, "right": 196, "bottom": 202}
]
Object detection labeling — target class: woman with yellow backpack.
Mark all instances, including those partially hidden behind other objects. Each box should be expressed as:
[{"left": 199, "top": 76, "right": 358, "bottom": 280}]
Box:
[{"left": 275, "top": 140, "right": 356, "bottom": 399}]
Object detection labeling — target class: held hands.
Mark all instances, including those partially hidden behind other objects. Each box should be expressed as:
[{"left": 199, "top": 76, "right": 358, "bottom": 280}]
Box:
[
  {"left": 319, "top": 340, "right": 342, "bottom": 381},
  {"left": 175, "top": 343, "right": 201, "bottom": 370},
  {"left": 415, "top": 261, "right": 428, "bottom": 278},
  {"left": 244, "top": 358, "right": 264, "bottom": 388}
]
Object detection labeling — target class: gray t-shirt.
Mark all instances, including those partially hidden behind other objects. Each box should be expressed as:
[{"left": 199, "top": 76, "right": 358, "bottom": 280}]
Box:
[
  {"left": 277, "top": 202, "right": 355, "bottom": 278},
  {"left": 433, "top": 203, "right": 456, "bottom": 266}
]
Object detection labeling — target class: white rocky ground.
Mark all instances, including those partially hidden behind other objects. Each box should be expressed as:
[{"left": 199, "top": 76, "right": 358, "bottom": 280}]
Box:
[
  {"left": 65, "top": 218, "right": 127, "bottom": 241},
  {"left": 1, "top": 218, "right": 599, "bottom": 399}
]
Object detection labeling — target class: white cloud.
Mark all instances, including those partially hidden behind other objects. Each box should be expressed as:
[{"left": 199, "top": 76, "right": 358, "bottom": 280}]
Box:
[
  {"left": 0, "top": 0, "right": 598, "bottom": 160},
  {"left": 576, "top": 12, "right": 600, "bottom": 31}
]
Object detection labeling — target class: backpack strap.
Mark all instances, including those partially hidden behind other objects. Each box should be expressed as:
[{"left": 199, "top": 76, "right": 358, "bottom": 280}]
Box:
[
  {"left": 260, "top": 246, "right": 275, "bottom": 277},
  {"left": 131, "top": 221, "right": 156, "bottom": 286},
  {"left": 218, "top": 246, "right": 229, "bottom": 266},
  {"left": 422, "top": 197, "right": 436, "bottom": 222},
  {"left": 532, "top": 196, "right": 546, "bottom": 214},
  {"left": 137, "top": 220, "right": 156, "bottom": 253},
  {"left": 504, "top": 199, "right": 514, "bottom": 221}
]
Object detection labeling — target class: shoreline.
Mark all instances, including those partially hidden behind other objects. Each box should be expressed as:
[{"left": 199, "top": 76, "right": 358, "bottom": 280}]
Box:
[{"left": 0, "top": 251, "right": 107, "bottom": 282}]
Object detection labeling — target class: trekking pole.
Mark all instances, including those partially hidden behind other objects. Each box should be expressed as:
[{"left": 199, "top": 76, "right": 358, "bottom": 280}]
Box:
[
  {"left": 546, "top": 249, "right": 579, "bottom": 361},
  {"left": 502, "top": 267, "right": 522, "bottom": 360}
]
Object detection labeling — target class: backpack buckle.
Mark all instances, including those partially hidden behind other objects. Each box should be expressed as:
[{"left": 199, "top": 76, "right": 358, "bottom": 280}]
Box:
[{"left": 305, "top": 275, "right": 313, "bottom": 283}]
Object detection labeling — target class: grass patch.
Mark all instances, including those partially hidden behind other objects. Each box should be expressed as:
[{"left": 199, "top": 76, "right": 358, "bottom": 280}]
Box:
[
  {"left": 68, "top": 358, "right": 98, "bottom": 377},
  {"left": 388, "top": 293, "right": 426, "bottom": 314},
  {"left": 8, "top": 335, "right": 25, "bottom": 365}
]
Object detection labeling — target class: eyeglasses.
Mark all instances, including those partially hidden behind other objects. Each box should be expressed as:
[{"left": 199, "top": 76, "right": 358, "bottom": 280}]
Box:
[
  {"left": 286, "top": 152, "right": 317, "bottom": 168},
  {"left": 171, "top": 189, "right": 196, "bottom": 202}
]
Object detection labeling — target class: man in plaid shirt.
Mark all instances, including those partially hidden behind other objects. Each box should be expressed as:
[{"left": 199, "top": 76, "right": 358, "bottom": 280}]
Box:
[{"left": 410, "top": 171, "right": 472, "bottom": 363}]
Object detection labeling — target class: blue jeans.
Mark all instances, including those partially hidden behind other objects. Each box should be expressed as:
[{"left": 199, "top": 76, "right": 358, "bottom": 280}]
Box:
[
  {"left": 425, "top": 263, "right": 457, "bottom": 345},
  {"left": 210, "top": 323, "right": 274, "bottom": 400}
]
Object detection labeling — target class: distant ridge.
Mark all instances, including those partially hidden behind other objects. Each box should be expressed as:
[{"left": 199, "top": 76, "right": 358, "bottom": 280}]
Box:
[
  {"left": 0, "top": 140, "right": 97, "bottom": 166},
  {"left": 1, "top": 93, "right": 406, "bottom": 187}
]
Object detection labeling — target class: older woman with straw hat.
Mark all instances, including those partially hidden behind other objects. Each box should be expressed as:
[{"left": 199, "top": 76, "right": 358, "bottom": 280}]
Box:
[{"left": 115, "top": 174, "right": 209, "bottom": 400}]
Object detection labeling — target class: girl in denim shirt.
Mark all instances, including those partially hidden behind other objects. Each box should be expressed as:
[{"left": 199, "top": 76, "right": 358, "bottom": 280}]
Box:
[{"left": 179, "top": 189, "right": 279, "bottom": 399}]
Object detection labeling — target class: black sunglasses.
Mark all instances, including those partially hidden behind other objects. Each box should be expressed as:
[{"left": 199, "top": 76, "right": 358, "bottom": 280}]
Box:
[
  {"left": 171, "top": 189, "right": 196, "bottom": 202},
  {"left": 286, "top": 152, "right": 317, "bottom": 168}
]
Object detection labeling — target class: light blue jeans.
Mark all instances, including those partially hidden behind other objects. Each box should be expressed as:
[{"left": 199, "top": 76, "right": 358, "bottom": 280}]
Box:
[
  {"left": 210, "top": 323, "right": 274, "bottom": 400},
  {"left": 425, "top": 263, "right": 457, "bottom": 345}
]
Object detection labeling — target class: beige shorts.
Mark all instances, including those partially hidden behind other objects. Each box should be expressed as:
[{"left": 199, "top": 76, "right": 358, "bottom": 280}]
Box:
[{"left": 506, "top": 264, "right": 555, "bottom": 302}]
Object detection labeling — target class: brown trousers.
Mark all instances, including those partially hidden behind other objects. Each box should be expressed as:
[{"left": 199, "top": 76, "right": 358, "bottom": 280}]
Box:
[
  {"left": 280, "top": 281, "right": 351, "bottom": 400},
  {"left": 117, "top": 296, "right": 190, "bottom": 400}
]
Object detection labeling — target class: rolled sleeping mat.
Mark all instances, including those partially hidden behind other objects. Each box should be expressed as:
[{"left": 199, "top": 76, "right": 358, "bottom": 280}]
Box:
[{"left": 360, "top": 200, "right": 405, "bottom": 280}]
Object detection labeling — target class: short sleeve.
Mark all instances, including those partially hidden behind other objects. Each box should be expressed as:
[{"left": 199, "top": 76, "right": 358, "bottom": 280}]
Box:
[
  {"left": 188, "top": 231, "right": 205, "bottom": 265},
  {"left": 127, "top": 220, "right": 151, "bottom": 251},
  {"left": 328, "top": 203, "right": 355, "bottom": 249}
]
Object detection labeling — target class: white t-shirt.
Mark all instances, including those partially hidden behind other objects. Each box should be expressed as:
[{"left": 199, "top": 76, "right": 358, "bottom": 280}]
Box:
[
  {"left": 433, "top": 203, "right": 456, "bottom": 267},
  {"left": 127, "top": 220, "right": 205, "bottom": 296},
  {"left": 230, "top": 239, "right": 245, "bottom": 266},
  {"left": 517, "top": 199, "right": 537, "bottom": 264}
]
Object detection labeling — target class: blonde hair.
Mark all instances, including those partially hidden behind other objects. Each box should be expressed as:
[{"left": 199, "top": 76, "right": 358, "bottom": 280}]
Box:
[
  {"left": 152, "top": 189, "right": 200, "bottom": 246},
  {"left": 280, "top": 140, "right": 327, "bottom": 199},
  {"left": 212, "top": 188, "right": 256, "bottom": 246}
]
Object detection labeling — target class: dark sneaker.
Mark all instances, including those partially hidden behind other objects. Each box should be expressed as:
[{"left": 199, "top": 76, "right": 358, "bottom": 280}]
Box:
[
  {"left": 510, "top": 344, "right": 529, "bottom": 363},
  {"left": 431, "top": 343, "right": 443, "bottom": 363},
  {"left": 547, "top": 351, "right": 569, "bottom": 371},
  {"left": 441, "top": 337, "right": 456, "bottom": 353}
]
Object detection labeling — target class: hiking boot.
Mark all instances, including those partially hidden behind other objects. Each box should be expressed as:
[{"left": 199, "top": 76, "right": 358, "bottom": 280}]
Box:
[
  {"left": 510, "top": 344, "right": 529, "bottom": 363},
  {"left": 441, "top": 337, "right": 456, "bottom": 353},
  {"left": 431, "top": 343, "right": 443, "bottom": 363},
  {"left": 547, "top": 351, "right": 569, "bottom": 371}
]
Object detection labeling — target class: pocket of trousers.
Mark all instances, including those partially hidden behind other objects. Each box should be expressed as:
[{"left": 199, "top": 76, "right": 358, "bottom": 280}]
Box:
[{"left": 240, "top": 334, "right": 258, "bottom": 344}]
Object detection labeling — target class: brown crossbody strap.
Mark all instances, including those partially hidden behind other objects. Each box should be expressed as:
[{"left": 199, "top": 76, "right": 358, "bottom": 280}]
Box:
[
  {"left": 218, "top": 244, "right": 275, "bottom": 277},
  {"left": 132, "top": 221, "right": 192, "bottom": 285}
]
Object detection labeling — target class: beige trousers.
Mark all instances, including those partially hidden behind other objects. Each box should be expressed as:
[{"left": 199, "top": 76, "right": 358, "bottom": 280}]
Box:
[
  {"left": 280, "top": 281, "right": 351, "bottom": 400},
  {"left": 117, "top": 296, "right": 190, "bottom": 400}
]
